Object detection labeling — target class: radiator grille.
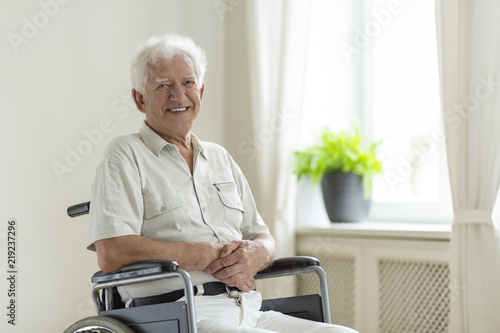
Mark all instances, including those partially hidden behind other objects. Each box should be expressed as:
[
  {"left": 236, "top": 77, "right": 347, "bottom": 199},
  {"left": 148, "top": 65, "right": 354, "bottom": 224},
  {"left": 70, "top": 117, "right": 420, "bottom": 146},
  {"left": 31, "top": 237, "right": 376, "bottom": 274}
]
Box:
[
  {"left": 298, "top": 256, "right": 356, "bottom": 328},
  {"left": 378, "top": 259, "right": 450, "bottom": 333}
]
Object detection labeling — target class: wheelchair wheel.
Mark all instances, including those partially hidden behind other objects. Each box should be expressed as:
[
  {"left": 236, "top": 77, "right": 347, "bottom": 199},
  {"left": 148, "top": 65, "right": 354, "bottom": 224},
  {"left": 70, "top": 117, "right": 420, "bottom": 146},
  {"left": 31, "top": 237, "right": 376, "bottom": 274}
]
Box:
[{"left": 64, "top": 316, "right": 135, "bottom": 333}]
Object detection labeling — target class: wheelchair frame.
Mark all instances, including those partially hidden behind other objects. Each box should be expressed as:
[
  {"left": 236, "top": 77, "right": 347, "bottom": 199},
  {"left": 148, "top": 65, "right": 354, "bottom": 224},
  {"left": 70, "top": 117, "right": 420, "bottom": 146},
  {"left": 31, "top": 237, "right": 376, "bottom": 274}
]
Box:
[{"left": 66, "top": 201, "right": 332, "bottom": 333}]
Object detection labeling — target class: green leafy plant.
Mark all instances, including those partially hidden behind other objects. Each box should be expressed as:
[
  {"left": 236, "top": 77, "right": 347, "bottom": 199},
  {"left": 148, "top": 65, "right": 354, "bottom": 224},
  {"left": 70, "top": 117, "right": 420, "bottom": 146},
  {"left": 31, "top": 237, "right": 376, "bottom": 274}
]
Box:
[{"left": 292, "top": 127, "right": 384, "bottom": 196}]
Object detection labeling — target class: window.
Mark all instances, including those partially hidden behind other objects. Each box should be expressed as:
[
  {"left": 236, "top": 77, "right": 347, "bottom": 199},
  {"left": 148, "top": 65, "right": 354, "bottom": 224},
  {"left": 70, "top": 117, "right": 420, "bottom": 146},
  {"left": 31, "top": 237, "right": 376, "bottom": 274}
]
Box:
[{"left": 299, "top": 0, "right": 452, "bottom": 223}]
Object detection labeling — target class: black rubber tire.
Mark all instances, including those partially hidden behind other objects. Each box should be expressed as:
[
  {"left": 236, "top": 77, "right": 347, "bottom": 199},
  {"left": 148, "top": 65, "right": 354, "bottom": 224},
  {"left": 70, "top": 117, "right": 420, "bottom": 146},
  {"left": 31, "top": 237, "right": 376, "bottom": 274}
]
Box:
[{"left": 63, "top": 316, "right": 135, "bottom": 333}]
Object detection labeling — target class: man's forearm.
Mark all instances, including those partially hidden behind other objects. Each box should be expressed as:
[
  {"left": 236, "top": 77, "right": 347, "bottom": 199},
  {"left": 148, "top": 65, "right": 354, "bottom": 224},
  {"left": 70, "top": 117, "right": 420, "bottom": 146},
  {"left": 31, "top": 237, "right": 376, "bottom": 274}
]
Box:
[{"left": 94, "top": 235, "right": 223, "bottom": 272}]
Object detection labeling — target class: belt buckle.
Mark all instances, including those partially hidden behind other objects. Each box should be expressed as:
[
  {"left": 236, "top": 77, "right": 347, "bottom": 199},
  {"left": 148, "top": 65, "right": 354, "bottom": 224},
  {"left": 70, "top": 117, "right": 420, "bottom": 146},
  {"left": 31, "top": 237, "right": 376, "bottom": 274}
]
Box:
[{"left": 225, "top": 284, "right": 239, "bottom": 295}]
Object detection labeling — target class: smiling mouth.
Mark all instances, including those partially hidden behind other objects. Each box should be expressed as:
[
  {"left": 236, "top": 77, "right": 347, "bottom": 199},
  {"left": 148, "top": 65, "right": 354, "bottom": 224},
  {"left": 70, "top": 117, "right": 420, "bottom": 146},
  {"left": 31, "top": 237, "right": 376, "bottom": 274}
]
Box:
[{"left": 167, "top": 107, "right": 188, "bottom": 112}]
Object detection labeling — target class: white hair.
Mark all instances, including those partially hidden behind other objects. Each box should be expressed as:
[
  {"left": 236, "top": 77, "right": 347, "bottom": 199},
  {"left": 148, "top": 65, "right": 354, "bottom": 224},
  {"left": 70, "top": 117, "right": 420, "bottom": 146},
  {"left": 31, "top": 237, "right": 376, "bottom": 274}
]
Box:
[{"left": 130, "top": 33, "right": 207, "bottom": 93}]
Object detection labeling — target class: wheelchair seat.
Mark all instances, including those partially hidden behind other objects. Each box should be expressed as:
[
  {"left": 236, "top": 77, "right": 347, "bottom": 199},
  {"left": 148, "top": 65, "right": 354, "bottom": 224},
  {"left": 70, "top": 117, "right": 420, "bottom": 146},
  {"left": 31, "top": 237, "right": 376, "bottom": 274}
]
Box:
[{"left": 64, "top": 201, "right": 332, "bottom": 333}]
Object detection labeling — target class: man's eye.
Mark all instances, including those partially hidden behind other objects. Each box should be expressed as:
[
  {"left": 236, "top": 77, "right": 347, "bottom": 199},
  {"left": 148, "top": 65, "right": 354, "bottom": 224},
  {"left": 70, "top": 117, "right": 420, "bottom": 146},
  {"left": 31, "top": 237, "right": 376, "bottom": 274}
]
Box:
[{"left": 158, "top": 84, "right": 169, "bottom": 90}]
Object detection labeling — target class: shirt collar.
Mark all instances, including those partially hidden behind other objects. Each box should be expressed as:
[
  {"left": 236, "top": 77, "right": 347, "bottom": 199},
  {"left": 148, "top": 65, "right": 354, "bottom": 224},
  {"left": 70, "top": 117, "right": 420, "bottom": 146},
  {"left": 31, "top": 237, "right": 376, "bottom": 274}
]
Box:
[
  {"left": 191, "top": 133, "right": 208, "bottom": 160},
  {"left": 139, "top": 121, "right": 207, "bottom": 159}
]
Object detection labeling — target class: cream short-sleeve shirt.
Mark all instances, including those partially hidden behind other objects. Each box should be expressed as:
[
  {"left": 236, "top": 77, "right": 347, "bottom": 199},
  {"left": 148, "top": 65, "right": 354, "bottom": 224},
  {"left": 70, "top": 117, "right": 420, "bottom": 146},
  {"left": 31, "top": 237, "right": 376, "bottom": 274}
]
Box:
[{"left": 87, "top": 122, "right": 270, "bottom": 299}]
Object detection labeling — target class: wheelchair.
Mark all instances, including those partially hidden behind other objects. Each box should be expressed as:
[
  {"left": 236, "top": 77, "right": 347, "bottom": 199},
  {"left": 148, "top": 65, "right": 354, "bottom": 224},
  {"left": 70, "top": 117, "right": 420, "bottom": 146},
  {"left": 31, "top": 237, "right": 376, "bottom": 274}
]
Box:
[{"left": 64, "top": 201, "right": 333, "bottom": 333}]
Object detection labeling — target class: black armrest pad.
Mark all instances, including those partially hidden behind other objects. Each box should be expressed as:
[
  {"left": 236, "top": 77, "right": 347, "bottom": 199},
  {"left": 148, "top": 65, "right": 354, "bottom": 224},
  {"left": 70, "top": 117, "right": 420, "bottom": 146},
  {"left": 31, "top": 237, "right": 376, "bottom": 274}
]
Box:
[
  {"left": 67, "top": 201, "right": 91, "bottom": 217},
  {"left": 256, "top": 256, "right": 320, "bottom": 278},
  {"left": 92, "top": 260, "right": 179, "bottom": 283}
]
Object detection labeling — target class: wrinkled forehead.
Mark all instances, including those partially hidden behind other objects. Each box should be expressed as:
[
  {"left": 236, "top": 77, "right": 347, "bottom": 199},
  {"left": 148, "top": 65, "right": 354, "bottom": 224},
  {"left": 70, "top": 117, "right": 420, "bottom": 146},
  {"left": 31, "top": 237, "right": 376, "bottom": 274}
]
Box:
[{"left": 146, "top": 54, "right": 197, "bottom": 84}]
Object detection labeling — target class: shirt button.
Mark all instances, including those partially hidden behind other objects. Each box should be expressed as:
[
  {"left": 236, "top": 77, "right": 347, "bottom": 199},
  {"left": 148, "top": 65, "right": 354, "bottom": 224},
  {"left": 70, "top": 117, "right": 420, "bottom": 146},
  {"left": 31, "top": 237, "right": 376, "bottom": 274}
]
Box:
[{"left": 160, "top": 205, "right": 166, "bottom": 212}]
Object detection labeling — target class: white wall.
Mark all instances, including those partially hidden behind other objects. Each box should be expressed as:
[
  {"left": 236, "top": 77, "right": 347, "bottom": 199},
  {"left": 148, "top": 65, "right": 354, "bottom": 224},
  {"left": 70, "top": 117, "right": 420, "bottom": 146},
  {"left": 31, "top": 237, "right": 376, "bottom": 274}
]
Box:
[
  {"left": 0, "top": 0, "right": 225, "bottom": 331},
  {"left": 222, "top": 3, "right": 263, "bottom": 204}
]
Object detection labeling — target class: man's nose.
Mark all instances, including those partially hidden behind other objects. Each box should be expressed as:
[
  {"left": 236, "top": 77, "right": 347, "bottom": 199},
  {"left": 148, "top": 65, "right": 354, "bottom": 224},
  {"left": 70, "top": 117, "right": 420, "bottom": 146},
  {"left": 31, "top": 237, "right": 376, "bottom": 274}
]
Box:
[{"left": 169, "top": 84, "right": 185, "bottom": 101}]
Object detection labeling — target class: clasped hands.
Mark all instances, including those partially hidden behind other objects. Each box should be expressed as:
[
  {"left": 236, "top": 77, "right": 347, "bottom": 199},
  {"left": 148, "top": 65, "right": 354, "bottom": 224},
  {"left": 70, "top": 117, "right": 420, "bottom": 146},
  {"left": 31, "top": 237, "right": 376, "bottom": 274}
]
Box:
[{"left": 205, "top": 240, "right": 266, "bottom": 292}]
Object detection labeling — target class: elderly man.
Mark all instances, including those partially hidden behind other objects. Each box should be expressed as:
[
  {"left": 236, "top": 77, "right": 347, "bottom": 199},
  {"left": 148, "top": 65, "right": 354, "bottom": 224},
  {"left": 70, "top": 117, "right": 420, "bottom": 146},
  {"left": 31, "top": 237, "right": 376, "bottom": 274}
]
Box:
[{"left": 88, "top": 33, "right": 357, "bottom": 333}]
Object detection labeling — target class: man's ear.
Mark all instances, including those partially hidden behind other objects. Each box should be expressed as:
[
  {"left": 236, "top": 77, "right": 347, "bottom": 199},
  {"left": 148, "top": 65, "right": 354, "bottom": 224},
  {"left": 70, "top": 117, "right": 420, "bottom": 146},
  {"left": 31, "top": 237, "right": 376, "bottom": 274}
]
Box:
[
  {"left": 199, "top": 84, "right": 205, "bottom": 100},
  {"left": 131, "top": 88, "right": 146, "bottom": 113}
]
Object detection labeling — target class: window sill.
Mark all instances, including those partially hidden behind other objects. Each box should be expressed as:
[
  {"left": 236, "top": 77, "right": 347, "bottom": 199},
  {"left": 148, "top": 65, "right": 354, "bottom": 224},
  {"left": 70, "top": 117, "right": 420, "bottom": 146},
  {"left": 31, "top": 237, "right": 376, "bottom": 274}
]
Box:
[{"left": 296, "top": 221, "right": 451, "bottom": 241}]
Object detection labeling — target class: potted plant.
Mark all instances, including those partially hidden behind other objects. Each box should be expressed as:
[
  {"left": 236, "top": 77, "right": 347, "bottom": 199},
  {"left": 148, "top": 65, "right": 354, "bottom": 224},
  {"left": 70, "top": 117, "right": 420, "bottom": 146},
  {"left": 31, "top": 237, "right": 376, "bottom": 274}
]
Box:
[{"left": 292, "top": 127, "right": 383, "bottom": 222}]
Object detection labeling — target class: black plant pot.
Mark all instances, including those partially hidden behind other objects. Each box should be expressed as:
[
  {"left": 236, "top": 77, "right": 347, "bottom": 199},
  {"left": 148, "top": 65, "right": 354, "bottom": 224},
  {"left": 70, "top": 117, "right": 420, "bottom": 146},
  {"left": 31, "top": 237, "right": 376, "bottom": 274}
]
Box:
[{"left": 320, "top": 172, "right": 371, "bottom": 223}]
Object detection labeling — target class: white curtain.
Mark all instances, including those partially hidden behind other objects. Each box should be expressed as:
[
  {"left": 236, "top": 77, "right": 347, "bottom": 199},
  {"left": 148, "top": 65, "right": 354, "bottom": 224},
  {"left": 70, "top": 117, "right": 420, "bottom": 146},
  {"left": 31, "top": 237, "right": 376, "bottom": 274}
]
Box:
[
  {"left": 436, "top": 0, "right": 500, "bottom": 331},
  {"left": 245, "top": 0, "right": 311, "bottom": 297}
]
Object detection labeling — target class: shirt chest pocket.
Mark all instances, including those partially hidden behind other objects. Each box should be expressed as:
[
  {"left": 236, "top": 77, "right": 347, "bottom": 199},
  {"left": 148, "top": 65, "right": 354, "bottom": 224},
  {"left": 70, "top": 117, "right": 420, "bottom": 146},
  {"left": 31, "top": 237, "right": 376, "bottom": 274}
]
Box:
[
  {"left": 213, "top": 181, "right": 245, "bottom": 213},
  {"left": 211, "top": 179, "right": 245, "bottom": 237},
  {"left": 143, "top": 191, "right": 183, "bottom": 220}
]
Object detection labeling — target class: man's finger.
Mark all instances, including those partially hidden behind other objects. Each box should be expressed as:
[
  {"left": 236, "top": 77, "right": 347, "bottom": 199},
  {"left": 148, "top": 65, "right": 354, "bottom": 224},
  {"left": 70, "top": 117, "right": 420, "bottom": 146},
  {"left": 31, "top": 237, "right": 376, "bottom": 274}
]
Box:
[
  {"left": 225, "top": 277, "right": 255, "bottom": 292},
  {"left": 206, "top": 256, "right": 237, "bottom": 275},
  {"left": 220, "top": 241, "right": 240, "bottom": 258}
]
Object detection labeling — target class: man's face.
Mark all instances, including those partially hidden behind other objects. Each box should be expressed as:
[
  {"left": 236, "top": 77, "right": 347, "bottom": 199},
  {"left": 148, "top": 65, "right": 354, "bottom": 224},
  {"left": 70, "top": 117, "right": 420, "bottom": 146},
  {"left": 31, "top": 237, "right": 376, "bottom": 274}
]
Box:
[{"left": 134, "top": 55, "right": 204, "bottom": 139}]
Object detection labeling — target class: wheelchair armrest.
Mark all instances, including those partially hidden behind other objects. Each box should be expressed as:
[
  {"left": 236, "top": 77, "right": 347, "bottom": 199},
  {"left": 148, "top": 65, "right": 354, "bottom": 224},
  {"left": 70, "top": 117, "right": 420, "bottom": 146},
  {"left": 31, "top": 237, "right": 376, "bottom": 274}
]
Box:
[
  {"left": 255, "top": 256, "right": 320, "bottom": 279},
  {"left": 92, "top": 260, "right": 179, "bottom": 283},
  {"left": 67, "top": 201, "right": 90, "bottom": 217},
  {"left": 255, "top": 256, "right": 332, "bottom": 324}
]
